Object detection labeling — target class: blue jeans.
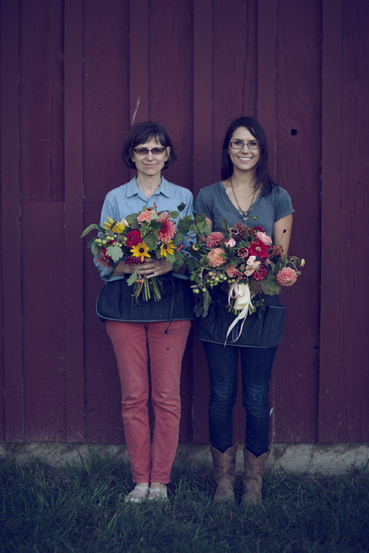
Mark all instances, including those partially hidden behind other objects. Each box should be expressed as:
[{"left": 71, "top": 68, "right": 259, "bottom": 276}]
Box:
[{"left": 203, "top": 341, "right": 277, "bottom": 457}]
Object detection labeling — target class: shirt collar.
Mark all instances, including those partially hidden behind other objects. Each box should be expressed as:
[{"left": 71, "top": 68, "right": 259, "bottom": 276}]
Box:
[{"left": 126, "top": 176, "right": 171, "bottom": 198}]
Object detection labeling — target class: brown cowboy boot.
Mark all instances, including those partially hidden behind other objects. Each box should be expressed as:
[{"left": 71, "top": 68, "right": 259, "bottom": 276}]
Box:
[
  {"left": 210, "top": 444, "right": 237, "bottom": 503},
  {"left": 242, "top": 447, "right": 269, "bottom": 506}
]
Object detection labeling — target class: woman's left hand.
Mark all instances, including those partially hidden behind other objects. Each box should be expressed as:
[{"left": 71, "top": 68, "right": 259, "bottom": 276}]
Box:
[{"left": 138, "top": 259, "right": 173, "bottom": 279}]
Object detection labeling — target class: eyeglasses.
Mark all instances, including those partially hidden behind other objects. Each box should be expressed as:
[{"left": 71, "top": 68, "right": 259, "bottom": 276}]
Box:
[
  {"left": 133, "top": 147, "right": 166, "bottom": 156},
  {"left": 229, "top": 139, "right": 260, "bottom": 151}
]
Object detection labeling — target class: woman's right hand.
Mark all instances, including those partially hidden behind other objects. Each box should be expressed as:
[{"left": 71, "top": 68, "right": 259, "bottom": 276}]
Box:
[{"left": 112, "top": 261, "right": 136, "bottom": 276}]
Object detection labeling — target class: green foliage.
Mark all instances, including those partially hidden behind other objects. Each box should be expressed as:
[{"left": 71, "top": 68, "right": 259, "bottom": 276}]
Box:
[
  {"left": 260, "top": 270, "right": 281, "bottom": 295},
  {"left": 220, "top": 218, "right": 231, "bottom": 238},
  {"left": 80, "top": 223, "right": 103, "bottom": 238},
  {"left": 126, "top": 272, "right": 138, "bottom": 286},
  {"left": 125, "top": 212, "right": 139, "bottom": 224},
  {"left": 105, "top": 245, "right": 123, "bottom": 263},
  {"left": 90, "top": 241, "right": 101, "bottom": 257}
]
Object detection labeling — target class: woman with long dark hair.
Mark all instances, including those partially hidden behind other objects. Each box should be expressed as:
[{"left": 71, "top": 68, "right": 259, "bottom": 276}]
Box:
[{"left": 195, "top": 116, "right": 294, "bottom": 505}]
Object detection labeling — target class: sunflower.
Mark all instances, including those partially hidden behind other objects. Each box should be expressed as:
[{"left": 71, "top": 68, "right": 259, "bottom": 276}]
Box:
[
  {"left": 130, "top": 242, "right": 151, "bottom": 262},
  {"left": 160, "top": 241, "right": 175, "bottom": 257},
  {"left": 103, "top": 216, "right": 126, "bottom": 233}
]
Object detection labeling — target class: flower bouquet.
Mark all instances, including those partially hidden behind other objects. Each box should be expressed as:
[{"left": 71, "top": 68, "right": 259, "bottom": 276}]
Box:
[
  {"left": 81, "top": 203, "right": 209, "bottom": 302},
  {"left": 190, "top": 219, "right": 305, "bottom": 342}
]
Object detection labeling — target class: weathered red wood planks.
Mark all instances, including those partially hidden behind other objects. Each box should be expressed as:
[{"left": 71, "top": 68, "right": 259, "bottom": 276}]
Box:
[
  {"left": 273, "top": 0, "right": 321, "bottom": 443},
  {"left": 0, "top": 0, "right": 23, "bottom": 442},
  {"left": 320, "top": 0, "right": 369, "bottom": 443},
  {"left": 340, "top": 0, "right": 369, "bottom": 443},
  {"left": 64, "top": 0, "right": 85, "bottom": 442},
  {"left": 83, "top": 0, "right": 130, "bottom": 444},
  {"left": 0, "top": 0, "right": 368, "bottom": 447}
]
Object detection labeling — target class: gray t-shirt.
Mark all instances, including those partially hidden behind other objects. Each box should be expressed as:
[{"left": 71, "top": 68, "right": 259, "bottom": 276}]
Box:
[{"left": 194, "top": 181, "right": 294, "bottom": 242}]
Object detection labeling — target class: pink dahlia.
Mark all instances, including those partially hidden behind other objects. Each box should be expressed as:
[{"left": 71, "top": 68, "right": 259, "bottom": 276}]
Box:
[
  {"left": 226, "top": 264, "right": 239, "bottom": 278},
  {"left": 205, "top": 232, "right": 225, "bottom": 248},
  {"left": 276, "top": 267, "right": 297, "bottom": 287},
  {"left": 137, "top": 211, "right": 152, "bottom": 224},
  {"left": 207, "top": 248, "right": 226, "bottom": 268},
  {"left": 157, "top": 219, "right": 176, "bottom": 242},
  {"left": 256, "top": 231, "right": 272, "bottom": 246},
  {"left": 225, "top": 238, "right": 236, "bottom": 247},
  {"left": 126, "top": 230, "right": 142, "bottom": 248}
]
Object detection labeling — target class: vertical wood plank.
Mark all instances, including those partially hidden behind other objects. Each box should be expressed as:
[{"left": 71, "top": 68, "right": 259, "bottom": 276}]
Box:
[
  {"left": 192, "top": 0, "right": 213, "bottom": 443},
  {"left": 212, "top": 0, "right": 257, "bottom": 181},
  {"left": 319, "top": 0, "right": 342, "bottom": 443},
  {"left": 273, "top": 0, "right": 321, "bottom": 443},
  {"left": 22, "top": 204, "right": 66, "bottom": 440},
  {"left": 337, "top": 0, "right": 369, "bottom": 442},
  {"left": 64, "top": 0, "right": 85, "bottom": 442},
  {"left": 83, "top": 0, "right": 130, "bottom": 444},
  {"left": 0, "top": 0, "right": 23, "bottom": 442},
  {"left": 149, "top": 0, "right": 193, "bottom": 191},
  {"left": 193, "top": 0, "right": 213, "bottom": 196},
  {"left": 19, "top": 0, "right": 64, "bottom": 203},
  {"left": 130, "top": 0, "right": 149, "bottom": 123},
  {"left": 257, "top": 0, "right": 277, "bottom": 177},
  {"left": 19, "top": 0, "right": 66, "bottom": 440}
]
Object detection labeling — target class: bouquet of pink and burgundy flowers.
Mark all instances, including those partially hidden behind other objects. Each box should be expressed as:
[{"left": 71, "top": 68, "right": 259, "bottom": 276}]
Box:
[
  {"left": 190, "top": 219, "right": 305, "bottom": 341},
  {"left": 81, "top": 203, "right": 209, "bottom": 302}
]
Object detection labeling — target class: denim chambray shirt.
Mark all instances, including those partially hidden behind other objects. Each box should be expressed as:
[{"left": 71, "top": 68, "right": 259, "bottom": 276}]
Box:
[{"left": 94, "top": 177, "right": 194, "bottom": 282}]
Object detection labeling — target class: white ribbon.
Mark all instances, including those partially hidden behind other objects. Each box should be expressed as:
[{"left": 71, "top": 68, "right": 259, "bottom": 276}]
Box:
[{"left": 225, "top": 282, "right": 253, "bottom": 345}]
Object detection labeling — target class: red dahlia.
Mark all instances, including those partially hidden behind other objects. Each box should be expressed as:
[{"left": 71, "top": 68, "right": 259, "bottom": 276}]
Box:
[
  {"left": 249, "top": 240, "right": 269, "bottom": 259},
  {"left": 253, "top": 265, "right": 267, "bottom": 280},
  {"left": 126, "top": 230, "right": 142, "bottom": 248}
]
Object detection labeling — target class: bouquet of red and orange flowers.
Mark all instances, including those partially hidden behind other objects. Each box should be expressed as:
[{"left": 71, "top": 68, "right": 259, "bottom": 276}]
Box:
[
  {"left": 190, "top": 219, "right": 304, "bottom": 341},
  {"left": 81, "top": 203, "right": 208, "bottom": 301}
]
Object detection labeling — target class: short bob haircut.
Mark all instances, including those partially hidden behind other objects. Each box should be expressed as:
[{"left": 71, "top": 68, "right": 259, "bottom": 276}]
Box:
[
  {"left": 121, "top": 121, "right": 177, "bottom": 170},
  {"left": 221, "top": 116, "right": 276, "bottom": 196}
]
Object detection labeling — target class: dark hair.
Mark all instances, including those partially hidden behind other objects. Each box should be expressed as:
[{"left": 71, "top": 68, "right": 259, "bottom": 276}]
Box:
[
  {"left": 121, "top": 121, "right": 177, "bottom": 170},
  {"left": 221, "top": 116, "right": 276, "bottom": 196}
]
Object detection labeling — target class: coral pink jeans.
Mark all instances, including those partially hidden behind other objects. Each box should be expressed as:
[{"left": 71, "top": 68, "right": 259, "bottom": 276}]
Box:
[{"left": 106, "top": 319, "right": 191, "bottom": 483}]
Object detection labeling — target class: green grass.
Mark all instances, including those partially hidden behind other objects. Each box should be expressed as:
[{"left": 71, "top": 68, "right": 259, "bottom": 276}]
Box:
[{"left": 1, "top": 453, "right": 369, "bottom": 553}]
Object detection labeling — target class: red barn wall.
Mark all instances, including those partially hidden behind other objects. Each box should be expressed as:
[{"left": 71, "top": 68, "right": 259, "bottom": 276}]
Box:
[{"left": 1, "top": 0, "right": 368, "bottom": 445}]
